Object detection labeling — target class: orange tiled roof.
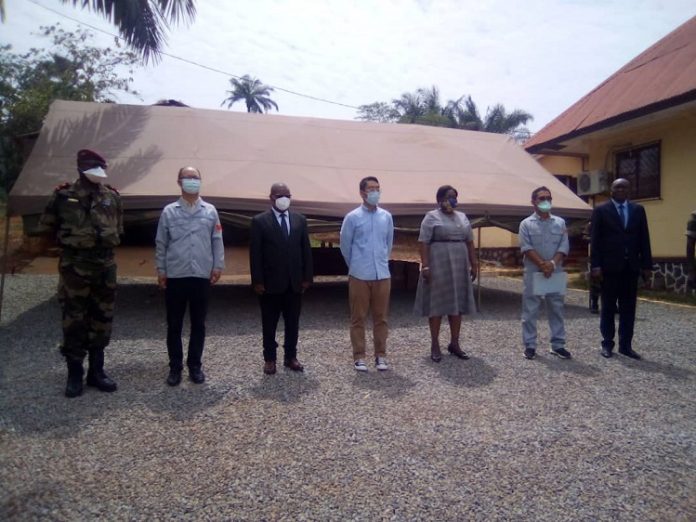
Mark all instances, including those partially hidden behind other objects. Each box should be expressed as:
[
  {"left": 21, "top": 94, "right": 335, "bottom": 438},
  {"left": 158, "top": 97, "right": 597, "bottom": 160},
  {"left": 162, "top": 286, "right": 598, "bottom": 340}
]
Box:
[{"left": 526, "top": 16, "right": 696, "bottom": 153}]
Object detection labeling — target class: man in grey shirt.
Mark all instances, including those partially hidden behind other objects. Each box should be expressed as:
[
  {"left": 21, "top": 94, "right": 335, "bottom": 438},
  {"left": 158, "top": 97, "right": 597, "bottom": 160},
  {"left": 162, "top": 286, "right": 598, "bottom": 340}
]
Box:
[
  {"left": 518, "top": 186, "right": 571, "bottom": 360},
  {"left": 155, "top": 167, "right": 224, "bottom": 386}
]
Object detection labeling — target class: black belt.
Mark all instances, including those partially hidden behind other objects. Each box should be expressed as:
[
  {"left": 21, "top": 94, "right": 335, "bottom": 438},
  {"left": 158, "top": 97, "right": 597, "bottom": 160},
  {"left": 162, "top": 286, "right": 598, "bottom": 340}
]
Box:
[{"left": 430, "top": 239, "right": 467, "bottom": 243}]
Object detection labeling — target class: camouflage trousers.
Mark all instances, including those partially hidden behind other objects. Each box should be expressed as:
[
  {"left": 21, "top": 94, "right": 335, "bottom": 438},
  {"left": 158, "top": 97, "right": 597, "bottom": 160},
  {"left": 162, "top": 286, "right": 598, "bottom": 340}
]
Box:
[{"left": 57, "top": 259, "right": 117, "bottom": 361}]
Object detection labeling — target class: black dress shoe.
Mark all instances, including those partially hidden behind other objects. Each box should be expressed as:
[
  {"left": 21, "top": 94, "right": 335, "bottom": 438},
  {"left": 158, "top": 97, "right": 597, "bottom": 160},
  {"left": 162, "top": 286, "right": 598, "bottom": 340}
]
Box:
[
  {"left": 619, "top": 349, "right": 642, "bottom": 360},
  {"left": 601, "top": 347, "right": 613, "bottom": 358},
  {"left": 264, "top": 361, "right": 277, "bottom": 375},
  {"left": 447, "top": 343, "right": 469, "bottom": 360},
  {"left": 284, "top": 358, "right": 304, "bottom": 372},
  {"left": 189, "top": 367, "right": 206, "bottom": 384},
  {"left": 166, "top": 369, "right": 182, "bottom": 386}
]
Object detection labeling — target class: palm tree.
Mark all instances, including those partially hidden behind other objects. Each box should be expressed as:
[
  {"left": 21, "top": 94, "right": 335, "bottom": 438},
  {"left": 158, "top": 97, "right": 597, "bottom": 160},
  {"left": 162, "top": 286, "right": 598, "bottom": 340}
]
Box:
[
  {"left": 417, "top": 86, "right": 441, "bottom": 114},
  {"left": 392, "top": 91, "right": 424, "bottom": 123},
  {"left": 221, "top": 75, "right": 279, "bottom": 113},
  {"left": 358, "top": 88, "right": 533, "bottom": 137},
  {"left": 450, "top": 95, "right": 533, "bottom": 134},
  {"left": 66, "top": 1, "right": 196, "bottom": 63},
  {"left": 0, "top": 1, "right": 196, "bottom": 62}
]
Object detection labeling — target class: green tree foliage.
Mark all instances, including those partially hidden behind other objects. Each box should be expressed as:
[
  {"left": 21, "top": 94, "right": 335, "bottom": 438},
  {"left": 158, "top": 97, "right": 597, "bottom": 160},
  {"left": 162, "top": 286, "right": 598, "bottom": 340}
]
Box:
[
  {"left": 355, "top": 102, "right": 399, "bottom": 123},
  {"left": 1, "top": 1, "right": 195, "bottom": 63},
  {"left": 0, "top": 25, "right": 140, "bottom": 197},
  {"left": 445, "top": 95, "right": 533, "bottom": 135},
  {"left": 357, "top": 87, "right": 533, "bottom": 138},
  {"left": 221, "top": 75, "right": 279, "bottom": 114},
  {"left": 60, "top": 0, "right": 196, "bottom": 63}
]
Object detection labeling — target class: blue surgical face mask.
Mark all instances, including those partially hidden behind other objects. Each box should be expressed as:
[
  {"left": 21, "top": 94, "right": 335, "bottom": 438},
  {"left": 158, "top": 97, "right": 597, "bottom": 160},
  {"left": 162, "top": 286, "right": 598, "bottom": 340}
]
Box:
[
  {"left": 537, "top": 200, "right": 552, "bottom": 212},
  {"left": 181, "top": 178, "right": 201, "bottom": 194},
  {"left": 448, "top": 197, "right": 458, "bottom": 208},
  {"left": 366, "top": 190, "right": 380, "bottom": 206}
]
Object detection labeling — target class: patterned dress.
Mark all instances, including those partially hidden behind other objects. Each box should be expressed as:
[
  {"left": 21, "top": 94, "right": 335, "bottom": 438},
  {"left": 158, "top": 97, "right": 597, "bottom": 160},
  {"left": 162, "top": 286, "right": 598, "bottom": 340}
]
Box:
[{"left": 414, "top": 209, "right": 476, "bottom": 317}]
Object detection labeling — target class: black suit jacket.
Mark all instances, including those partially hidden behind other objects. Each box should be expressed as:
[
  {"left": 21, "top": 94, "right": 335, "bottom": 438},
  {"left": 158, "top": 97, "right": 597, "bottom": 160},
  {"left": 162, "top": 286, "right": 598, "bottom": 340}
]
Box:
[
  {"left": 590, "top": 200, "right": 652, "bottom": 274},
  {"left": 249, "top": 209, "right": 313, "bottom": 293}
]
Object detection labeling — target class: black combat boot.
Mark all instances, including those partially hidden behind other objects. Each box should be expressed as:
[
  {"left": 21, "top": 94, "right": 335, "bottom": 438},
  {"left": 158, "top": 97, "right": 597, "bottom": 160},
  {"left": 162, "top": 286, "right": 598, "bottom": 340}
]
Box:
[
  {"left": 65, "top": 358, "right": 84, "bottom": 398},
  {"left": 590, "top": 295, "right": 599, "bottom": 314},
  {"left": 86, "top": 348, "right": 118, "bottom": 392}
]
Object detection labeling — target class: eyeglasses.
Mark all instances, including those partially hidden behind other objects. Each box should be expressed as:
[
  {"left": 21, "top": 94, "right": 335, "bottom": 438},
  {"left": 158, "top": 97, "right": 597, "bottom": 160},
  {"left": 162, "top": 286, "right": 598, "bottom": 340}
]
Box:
[{"left": 536, "top": 196, "right": 552, "bottom": 202}]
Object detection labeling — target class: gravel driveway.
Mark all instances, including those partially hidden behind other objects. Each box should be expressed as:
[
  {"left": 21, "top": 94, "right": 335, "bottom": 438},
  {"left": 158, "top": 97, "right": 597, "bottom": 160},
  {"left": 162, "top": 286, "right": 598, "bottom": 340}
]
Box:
[{"left": 1, "top": 274, "right": 694, "bottom": 521}]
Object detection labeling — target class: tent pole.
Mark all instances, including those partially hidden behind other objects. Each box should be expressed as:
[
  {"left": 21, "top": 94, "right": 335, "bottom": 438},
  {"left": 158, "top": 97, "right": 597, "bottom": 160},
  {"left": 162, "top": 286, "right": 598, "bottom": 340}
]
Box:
[
  {"left": 0, "top": 211, "right": 11, "bottom": 323},
  {"left": 477, "top": 227, "right": 482, "bottom": 312}
]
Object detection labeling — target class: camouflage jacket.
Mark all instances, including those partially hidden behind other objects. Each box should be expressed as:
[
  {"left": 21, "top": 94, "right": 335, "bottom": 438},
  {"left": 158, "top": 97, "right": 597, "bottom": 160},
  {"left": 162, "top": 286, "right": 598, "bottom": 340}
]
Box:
[{"left": 38, "top": 177, "right": 123, "bottom": 252}]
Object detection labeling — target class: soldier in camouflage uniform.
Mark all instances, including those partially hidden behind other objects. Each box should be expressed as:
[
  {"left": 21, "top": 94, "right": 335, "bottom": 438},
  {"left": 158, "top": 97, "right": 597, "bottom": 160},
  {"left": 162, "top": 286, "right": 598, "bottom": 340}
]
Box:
[{"left": 38, "top": 149, "right": 123, "bottom": 398}]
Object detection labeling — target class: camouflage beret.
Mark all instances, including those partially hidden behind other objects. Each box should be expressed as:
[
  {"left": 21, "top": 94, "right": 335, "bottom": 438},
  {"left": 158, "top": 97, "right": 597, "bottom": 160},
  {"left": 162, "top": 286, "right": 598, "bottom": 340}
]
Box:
[{"left": 77, "top": 149, "right": 107, "bottom": 168}]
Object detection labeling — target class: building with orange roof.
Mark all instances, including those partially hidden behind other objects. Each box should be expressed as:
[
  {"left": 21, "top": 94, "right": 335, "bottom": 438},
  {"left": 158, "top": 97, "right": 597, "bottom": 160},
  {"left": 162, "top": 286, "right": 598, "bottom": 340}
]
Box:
[{"left": 526, "top": 15, "right": 696, "bottom": 294}]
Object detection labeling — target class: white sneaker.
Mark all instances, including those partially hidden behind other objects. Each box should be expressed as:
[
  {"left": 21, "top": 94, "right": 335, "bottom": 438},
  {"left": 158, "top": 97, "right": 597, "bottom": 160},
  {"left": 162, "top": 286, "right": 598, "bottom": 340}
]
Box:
[
  {"left": 375, "top": 357, "right": 389, "bottom": 371},
  {"left": 354, "top": 360, "right": 368, "bottom": 372}
]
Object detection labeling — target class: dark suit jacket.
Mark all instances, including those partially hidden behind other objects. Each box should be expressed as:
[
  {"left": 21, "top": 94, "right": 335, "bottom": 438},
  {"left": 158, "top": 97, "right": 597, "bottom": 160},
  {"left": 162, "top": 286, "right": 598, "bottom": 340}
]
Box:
[
  {"left": 249, "top": 209, "right": 313, "bottom": 293},
  {"left": 590, "top": 200, "right": 652, "bottom": 274}
]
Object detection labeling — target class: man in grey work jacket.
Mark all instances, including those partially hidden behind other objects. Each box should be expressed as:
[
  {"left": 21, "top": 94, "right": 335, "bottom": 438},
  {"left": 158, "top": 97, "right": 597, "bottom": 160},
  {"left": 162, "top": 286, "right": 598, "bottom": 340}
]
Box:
[
  {"left": 518, "top": 186, "right": 571, "bottom": 360},
  {"left": 155, "top": 167, "right": 225, "bottom": 386}
]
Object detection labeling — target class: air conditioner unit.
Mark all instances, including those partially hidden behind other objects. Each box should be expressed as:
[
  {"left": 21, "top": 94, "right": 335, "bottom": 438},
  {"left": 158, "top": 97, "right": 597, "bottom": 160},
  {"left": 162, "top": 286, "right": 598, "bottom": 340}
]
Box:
[{"left": 576, "top": 170, "right": 608, "bottom": 196}]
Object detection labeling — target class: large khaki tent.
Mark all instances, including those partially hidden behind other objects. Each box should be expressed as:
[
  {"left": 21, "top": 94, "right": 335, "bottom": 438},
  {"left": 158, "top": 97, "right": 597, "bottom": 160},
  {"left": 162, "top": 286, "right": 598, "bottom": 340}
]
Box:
[{"left": 9, "top": 100, "right": 591, "bottom": 231}]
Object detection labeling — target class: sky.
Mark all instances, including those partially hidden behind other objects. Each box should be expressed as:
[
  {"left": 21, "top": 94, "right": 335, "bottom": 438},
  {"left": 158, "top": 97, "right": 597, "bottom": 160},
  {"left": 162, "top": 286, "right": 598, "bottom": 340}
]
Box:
[{"left": 2, "top": 0, "right": 695, "bottom": 133}]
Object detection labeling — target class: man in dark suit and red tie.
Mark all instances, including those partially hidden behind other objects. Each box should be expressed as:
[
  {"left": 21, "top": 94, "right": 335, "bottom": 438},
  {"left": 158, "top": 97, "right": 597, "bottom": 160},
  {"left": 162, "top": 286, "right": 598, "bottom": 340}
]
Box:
[
  {"left": 250, "top": 182, "right": 313, "bottom": 375},
  {"left": 590, "top": 178, "right": 653, "bottom": 360}
]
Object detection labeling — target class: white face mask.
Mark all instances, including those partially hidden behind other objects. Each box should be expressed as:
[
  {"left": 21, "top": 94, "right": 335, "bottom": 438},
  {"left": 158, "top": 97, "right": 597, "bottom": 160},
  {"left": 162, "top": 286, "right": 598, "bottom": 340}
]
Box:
[
  {"left": 82, "top": 166, "right": 107, "bottom": 184},
  {"left": 275, "top": 196, "right": 291, "bottom": 211}
]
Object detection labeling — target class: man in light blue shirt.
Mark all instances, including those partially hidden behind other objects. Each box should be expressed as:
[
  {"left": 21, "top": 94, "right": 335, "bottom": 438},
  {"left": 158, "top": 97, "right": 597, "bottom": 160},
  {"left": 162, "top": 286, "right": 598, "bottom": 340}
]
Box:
[
  {"left": 340, "top": 176, "right": 394, "bottom": 372},
  {"left": 155, "top": 167, "right": 225, "bottom": 386},
  {"left": 518, "top": 186, "right": 571, "bottom": 360}
]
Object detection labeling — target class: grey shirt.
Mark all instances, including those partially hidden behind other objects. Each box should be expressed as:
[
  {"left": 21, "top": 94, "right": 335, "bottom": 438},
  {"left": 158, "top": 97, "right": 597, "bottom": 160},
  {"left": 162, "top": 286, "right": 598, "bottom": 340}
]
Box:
[
  {"left": 155, "top": 197, "right": 225, "bottom": 279},
  {"left": 518, "top": 212, "right": 569, "bottom": 273}
]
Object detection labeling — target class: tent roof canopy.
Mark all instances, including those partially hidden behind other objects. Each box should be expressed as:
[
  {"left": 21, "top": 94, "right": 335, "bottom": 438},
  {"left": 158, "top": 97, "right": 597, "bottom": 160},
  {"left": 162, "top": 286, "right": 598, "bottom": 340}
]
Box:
[{"left": 10, "top": 101, "right": 590, "bottom": 231}]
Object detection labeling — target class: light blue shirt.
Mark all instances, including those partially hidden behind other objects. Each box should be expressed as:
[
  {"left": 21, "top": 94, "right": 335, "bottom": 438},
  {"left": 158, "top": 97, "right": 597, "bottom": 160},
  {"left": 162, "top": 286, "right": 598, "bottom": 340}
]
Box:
[
  {"left": 271, "top": 207, "right": 290, "bottom": 236},
  {"left": 155, "top": 197, "right": 225, "bottom": 279},
  {"left": 518, "top": 212, "right": 569, "bottom": 273},
  {"left": 611, "top": 198, "right": 629, "bottom": 228},
  {"left": 340, "top": 204, "right": 393, "bottom": 281}
]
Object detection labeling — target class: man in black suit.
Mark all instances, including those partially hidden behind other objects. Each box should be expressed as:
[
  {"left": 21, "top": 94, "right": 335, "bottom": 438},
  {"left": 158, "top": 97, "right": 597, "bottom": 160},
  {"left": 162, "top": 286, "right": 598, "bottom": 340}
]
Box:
[
  {"left": 590, "top": 178, "right": 653, "bottom": 359},
  {"left": 250, "top": 182, "right": 313, "bottom": 375}
]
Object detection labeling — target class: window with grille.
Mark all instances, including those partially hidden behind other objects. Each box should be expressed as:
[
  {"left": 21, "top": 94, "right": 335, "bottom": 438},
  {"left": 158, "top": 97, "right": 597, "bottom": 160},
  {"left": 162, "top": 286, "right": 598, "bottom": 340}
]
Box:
[{"left": 615, "top": 142, "right": 661, "bottom": 199}]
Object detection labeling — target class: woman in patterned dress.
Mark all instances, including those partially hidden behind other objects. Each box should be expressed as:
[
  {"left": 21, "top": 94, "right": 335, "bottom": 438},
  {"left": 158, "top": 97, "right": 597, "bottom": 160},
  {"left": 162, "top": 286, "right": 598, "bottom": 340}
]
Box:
[{"left": 414, "top": 185, "right": 478, "bottom": 362}]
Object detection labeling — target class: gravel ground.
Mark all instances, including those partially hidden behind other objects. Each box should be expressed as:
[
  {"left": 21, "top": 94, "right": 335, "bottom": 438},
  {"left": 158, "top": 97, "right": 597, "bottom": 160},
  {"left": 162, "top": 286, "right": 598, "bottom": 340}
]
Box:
[{"left": 1, "top": 273, "right": 694, "bottom": 521}]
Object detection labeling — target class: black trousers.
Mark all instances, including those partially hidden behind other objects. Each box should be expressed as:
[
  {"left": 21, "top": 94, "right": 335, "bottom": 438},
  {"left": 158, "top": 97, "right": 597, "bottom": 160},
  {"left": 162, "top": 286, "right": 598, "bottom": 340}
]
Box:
[
  {"left": 600, "top": 266, "right": 639, "bottom": 351},
  {"left": 166, "top": 277, "right": 210, "bottom": 371},
  {"left": 259, "top": 288, "right": 302, "bottom": 362}
]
